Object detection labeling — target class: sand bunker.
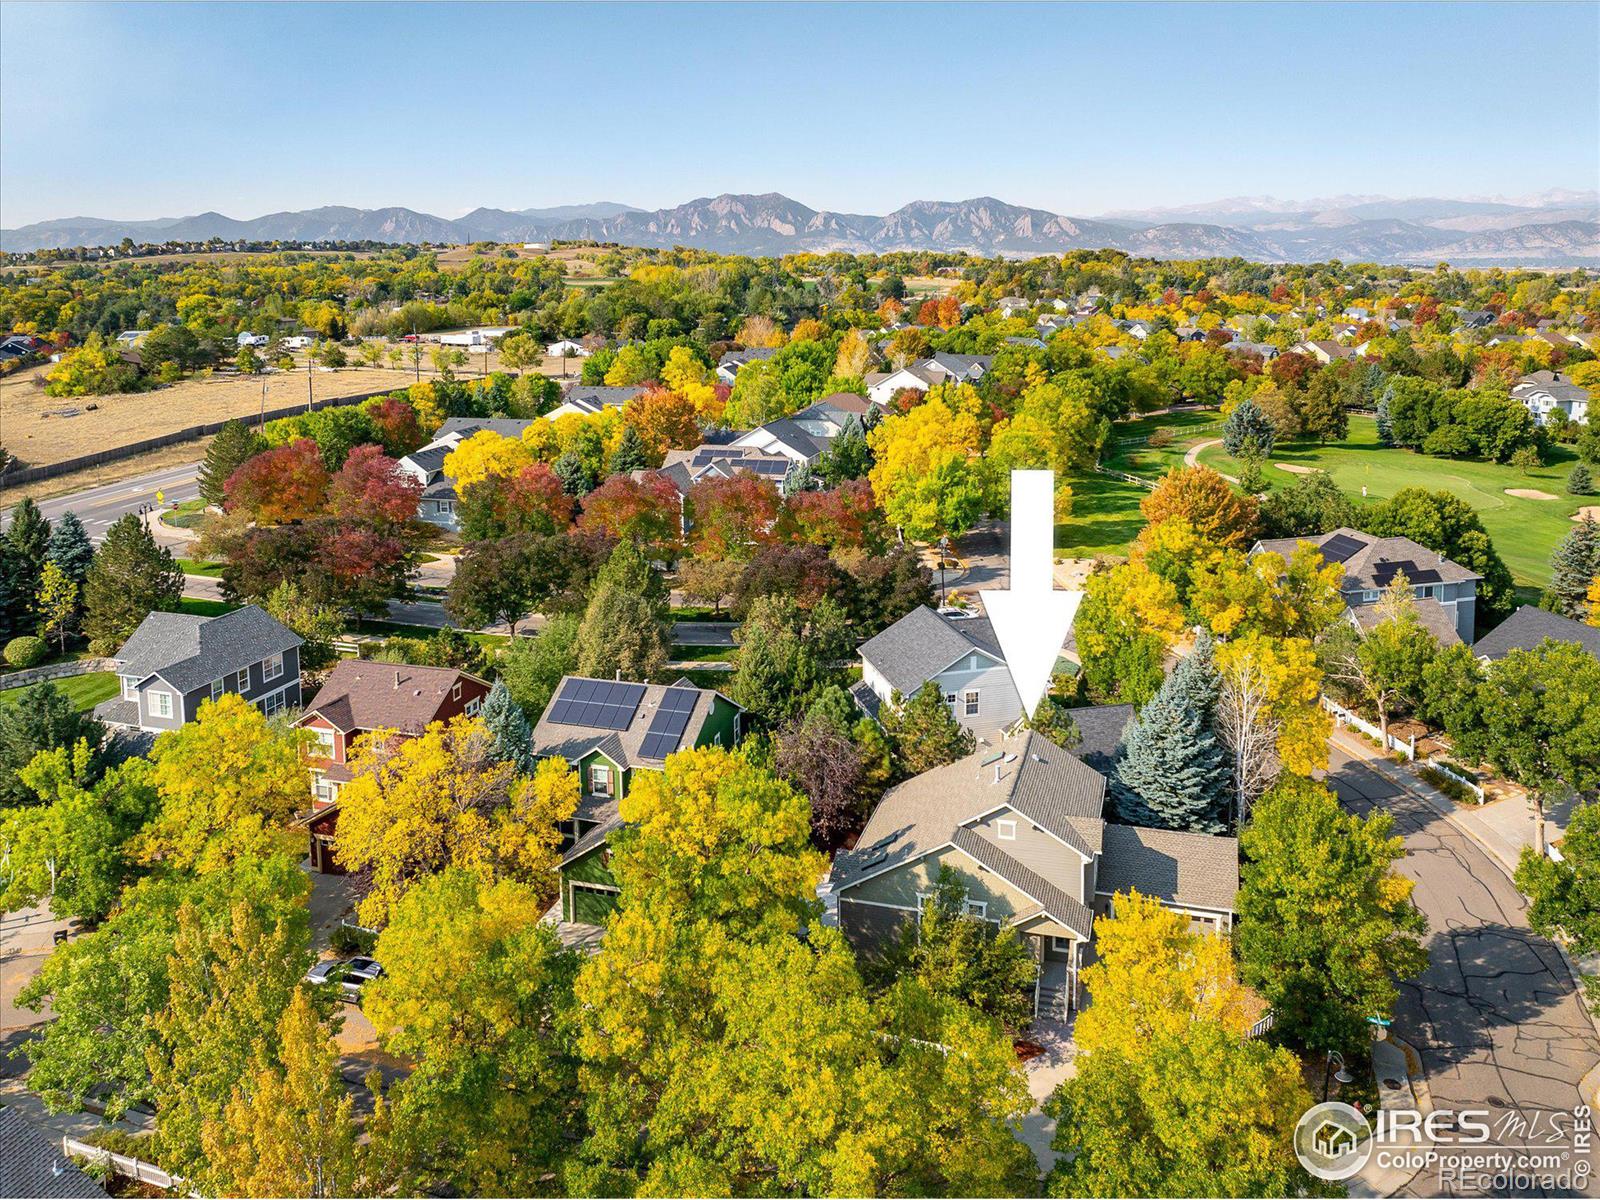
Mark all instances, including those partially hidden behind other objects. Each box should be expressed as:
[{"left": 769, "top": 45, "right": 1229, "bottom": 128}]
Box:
[
  {"left": 1275, "top": 463, "right": 1320, "bottom": 475},
  {"left": 1574, "top": 506, "right": 1600, "bottom": 522},
  {"left": 1505, "top": 488, "right": 1559, "bottom": 500}
]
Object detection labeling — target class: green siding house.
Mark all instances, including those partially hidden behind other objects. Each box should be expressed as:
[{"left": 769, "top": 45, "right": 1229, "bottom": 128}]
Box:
[{"left": 530, "top": 675, "right": 744, "bottom": 927}]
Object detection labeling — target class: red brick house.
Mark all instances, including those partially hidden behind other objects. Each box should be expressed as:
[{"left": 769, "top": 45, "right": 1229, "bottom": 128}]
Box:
[{"left": 295, "top": 660, "right": 491, "bottom": 873}]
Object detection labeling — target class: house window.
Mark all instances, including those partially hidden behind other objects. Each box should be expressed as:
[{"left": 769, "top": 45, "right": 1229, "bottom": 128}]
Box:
[
  {"left": 590, "top": 763, "right": 613, "bottom": 796},
  {"left": 464, "top": 697, "right": 481, "bottom": 717},
  {"left": 263, "top": 653, "right": 284, "bottom": 682},
  {"left": 964, "top": 899, "right": 988, "bottom": 919},
  {"left": 121, "top": 676, "right": 138, "bottom": 699},
  {"left": 451, "top": 681, "right": 462, "bottom": 701},
  {"left": 1051, "top": 935, "right": 1073, "bottom": 953},
  {"left": 149, "top": 690, "right": 173, "bottom": 719},
  {"left": 943, "top": 692, "right": 957, "bottom": 711},
  {"left": 315, "top": 777, "right": 339, "bottom": 804},
  {"left": 210, "top": 679, "right": 224, "bottom": 702},
  {"left": 260, "top": 689, "right": 286, "bottom": 717},
  {"left": 996, "top": 819, "right": 1017, "bottom": 841},
  {"left": 964, "top": 690, "right": 980, "bottom": 717},
  {"left": 311, "top": 728, "right": 336, "bottom": 757},
  {"left": 234, "top": 668, "right": 250, "bottom": 692},
  {"left": 1361, "top": 590, "right": 1379, "bottom": 603}
]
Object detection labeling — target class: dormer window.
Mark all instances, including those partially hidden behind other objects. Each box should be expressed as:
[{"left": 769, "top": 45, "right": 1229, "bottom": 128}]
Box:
[{"left": 452, "top": 681, "right": 462, "bottom": 701}]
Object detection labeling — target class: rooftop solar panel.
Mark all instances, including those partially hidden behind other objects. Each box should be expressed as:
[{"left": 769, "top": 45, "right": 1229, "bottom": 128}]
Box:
[
  {"left": 637, "top": 688, "right": 699, "bottom": 759},
  {"left": 549, "top": 678, "right": 646, "bottom": 730},
  {"left": 1321, "top": 533, "right": 1367, "bottom": 563}
]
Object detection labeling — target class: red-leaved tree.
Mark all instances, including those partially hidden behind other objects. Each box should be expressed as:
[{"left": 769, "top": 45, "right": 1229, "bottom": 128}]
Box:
[
  {"left": 783, "top": 480, "right": 884, "bottom": 552},
  {"left": 364, "top": 396, "right": 427, "bottom": 457},
  {"left": 577, "top": 471, "right": 681, "bottom": 549},
  {"left": 327, "top": 444, "right": 423, "bottom": 527},
  {"left": 224, "top": 438, "right": 329, "bottom": 523},
  {"left": 687, "top": 473, "right": 780, "bottom": 561}
]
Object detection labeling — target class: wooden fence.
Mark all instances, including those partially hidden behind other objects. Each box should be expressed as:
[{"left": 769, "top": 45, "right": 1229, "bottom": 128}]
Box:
[
  {"left": 61, "top": 1137, "right": 183, "bottom": 1193},
  {"left": 1, "top": 386, "right": 400, "bottom": 487}
]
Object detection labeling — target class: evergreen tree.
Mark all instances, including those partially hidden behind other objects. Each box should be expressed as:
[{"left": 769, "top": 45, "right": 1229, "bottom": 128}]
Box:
[
  {"left": 1163, "top": 629, "right": 1221, "bottom": 725},
  {"left": 1221, "top": 397, "right": 1276, "bottom": 461},
  {"left": 198, "top": 419, "right": 267, "bottom": 506},
  {"left": 83, "top": 513, "right": 183, "bottom": 653},
  {"left": 607, "top": 425, "right": 650, "bottom": 475},
  {"left": 1112, "top": 689, "right": 1230, "bottom": 834},
  {"left": 779, "top": 460, "right": 814, "bottom": 497},
  {"left": 1375, "top": 383, "right": 1396, "bottom": 444},
  {"left": 47, "top": 512, "right": 95, "bottom": 586},
  {"left": 0, "top": 681, "right": 108, "bottom": 806},
  {"left": 553, "top": 450, "right": 596, "bottom": 497},
  {"left": 5, "top": 498, "right": 51, "bottom": 630},
  {"left": 882, "top": 684, "right": 975, "bottom": 776},
  {"left": 1550, "top": 516, "right": 1600, "bottom": 617},
  {"left": 480, "top": 678, "right": 534, "bottom": 774},
  {"left": 574, "top": 540, "right": 669, "bottom": 681},
  {"left": 1570, "top": 463, "right": 1596, "bottom": 497}
]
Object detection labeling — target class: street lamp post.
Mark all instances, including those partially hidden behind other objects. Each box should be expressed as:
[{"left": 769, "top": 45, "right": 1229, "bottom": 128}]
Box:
[
  {"left": 1322, "top": 1050, "right": 1354, "bottom": 1100},
  {"left": 938, "top": 535, "right": 949, "bottom": 607}
]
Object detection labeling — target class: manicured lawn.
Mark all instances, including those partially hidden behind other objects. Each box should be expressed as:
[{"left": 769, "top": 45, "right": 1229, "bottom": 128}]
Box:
[
  {"left": 1100, "top": 410, "right": 1223, "bottom": 480},
  {"left": 178, "top": 597, "right": 237, "bottom": 617},
  {"left": 176, "top": 558, "right": 225, "bottom": 577},
  {"left": 1056, "top": 471, "right": 1149, "bottom": 559},
  {"left": 355, "top": 620, "right": 509, "bottom": 650},
  {"left": 165, "top": 498, "right": 210, "bottom": 530},
  {"left": 1195, "top": 416, "right": 1586, "bottom": 588},
  {"left": 669, "top": 643, "right": 736, "bottom": 663},
  {"left": 0, "top": 671, "right": 118, "bottom": 711}
]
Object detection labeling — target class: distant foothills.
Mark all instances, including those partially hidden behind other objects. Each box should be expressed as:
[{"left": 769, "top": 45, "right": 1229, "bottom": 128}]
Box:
[{"left": 3, "top": 190, "right": 1598, "bottom": 266}]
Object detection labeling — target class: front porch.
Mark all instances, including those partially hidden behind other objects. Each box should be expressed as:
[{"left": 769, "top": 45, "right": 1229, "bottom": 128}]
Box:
[{"left": 1029, "top": 938, "right": 1080, "bottom": 1020}]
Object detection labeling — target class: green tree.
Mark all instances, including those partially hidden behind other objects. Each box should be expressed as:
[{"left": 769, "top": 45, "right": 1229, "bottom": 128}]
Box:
[
  {"left": 574, "top": 539, "right": 670, "bottom": 681},
  {"left": 1298, "top": 368, "right": 1350, "bottom": 443},
  {"left": 1317, "top": 575, "right": 1439, "bottom": 740},
  {"left": 1550, "top": 515, "right": 1600, "bottom": 617},
  {"left": 82, "top": 512, "right": 183, "bottom": 653},
  {"left": 1236, "top": 775, "right": 1428, "bottom": 1051},
  {"left": 0, "top": 743, "right": 159, "bottom": 921},
  {"left": 500, "top": 612, "right": 580, "bottom": 720},
  {"left": 199, "top": 419, "right": 267, "bottom": 506},
  {"left": 6, "top": 497, "right": 51, "bottom": 629},
  {"left": 1221, "top": 395, "right": 1276, "bottom": 460},
  {"left": 262, "top": 578, "right": 344, "bottom": 671},
  {"left": 608, "top": 423, "right": 650, "bottom": 474},
  {"left": 1516, "top": 801, "right": 1600, "bottom": 1012},
  {"left": 36, "top": 559, "right": 79, "bottom": 650},
  {"left": 727, "top": 593, "right": 827, "bottom": 722},
  {"left": 18, "top": 854, "right": 309, "bottom": 1120},
  {"left": 1257, "top": 471, "right": 1358, "bottom": 539},
  {"left": 0, "top": 680, "right": 107, "bottom": 807},
  {"left": 882, "top": 683, "right": 976, "bottom": 776},
  {"left": 1571, "top": 463, "right": 1596, "bottom": 497}
]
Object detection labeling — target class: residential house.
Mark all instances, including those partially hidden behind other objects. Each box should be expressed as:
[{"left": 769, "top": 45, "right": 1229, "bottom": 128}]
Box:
[
  {"left": 396, "top": 416, "right": 537, "bottom": 530},
  {"left": 1455, "top": 309, "right": 1497, "bottom": 329},
  {"left": 1224, "top": 339, "right": 1281, "bottom": 362},
  {"left": 1512, "top": 370, "right": 1590, "bottom": 427},
  {"left": 730, "top": 393, "right": 869, "bottom": 466},
  {"left": 1036, "top": 314, "right": 1073, "bottom": 336},
  {"left": 1004, "top": 335, "right": 1047, "bottom": 349},
  {"left": 714, "top": 346, "right": 777, "bottom": 384},
  {"left": 534, "top": 676, "right": 744, "bottom": 925},
  {"left": 1347, "top": 597, "right": 1462, "bottom": 647},
  {"left": 546, "top": 338, "right": 588, "bottom": 357},
  {"left": 1251, "top": 528, "right": 1482, "bottom": 641},
  {"left": 1296, "top": 339, "right": 1357, "bottom": 364},
  {"left": 93, "top": 605, "right": 303, "bottom": 734},
  {"left": 996, "top": 296, "right": 1031, "bottom": 317},
  {"left": 0, "top": 1107, "right": 109, "bottom": 1199},
  {"left": 866, "top": 362, "right": 940, "bottom": 406},
  {"left": 544, "top": 383, "right": 647, "bottom": 420},
  {"left": 114, "top": 329, "right": 149, "bottom": 345},
  {"left": 439, "top": 326, "right": 514, "bottom": 348},
  {"left": 855, "top": 605, "right": 1079, "bottom": 744},
  {"left": 294, "top": 660, "right": 491, "bottom": 873},
  {"left": 832, "top": 729, "right": 1240, "bottom": 1015},
  {"left": 1472, "top": 605, "right": 1600, "bottom": 664},
  {"left": 865, "top": 354, "right": 991, "bottom": 407}
]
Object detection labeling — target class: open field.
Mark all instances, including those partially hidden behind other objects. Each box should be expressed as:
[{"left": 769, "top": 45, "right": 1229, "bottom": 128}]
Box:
[
  {"left": 1056, "top": 471, "right": 1148, "bottom": 559},
  {"left": 1195, "top": 416, "right": 1585, "bottom": 588},
  {"left": 1100, "top": 410, "right": 1223, "bottom": 479},
  {"left": 0, "top": 671, "right": 118, "bottom": 711}
]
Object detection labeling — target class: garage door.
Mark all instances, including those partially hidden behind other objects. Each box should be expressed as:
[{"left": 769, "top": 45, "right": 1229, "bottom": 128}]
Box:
[{"left": 570, "top": 883, "right": 619, "bottom": 925}]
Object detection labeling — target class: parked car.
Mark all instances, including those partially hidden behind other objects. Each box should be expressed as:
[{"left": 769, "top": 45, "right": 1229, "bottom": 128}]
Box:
[{"left": 304, "top": 956, "right": 384, "bottom": 1004}]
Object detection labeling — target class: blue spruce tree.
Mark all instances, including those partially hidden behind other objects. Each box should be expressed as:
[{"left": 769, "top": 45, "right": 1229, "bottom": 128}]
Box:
[
  {"left": 480, "top": 678, "right": 534, "bottom": 774},
  {"left": 1375, "top": 383, "right": 1396, "bottom": 445},
  {"left": 1163, "top": 629, "right": 1220, "bottom": 725},
  {"left": 1111, "top": 679, "right": 1230, "bottom": 835},
  {"left": 47, "top": 512, "right": 96, "bottom": 586}
]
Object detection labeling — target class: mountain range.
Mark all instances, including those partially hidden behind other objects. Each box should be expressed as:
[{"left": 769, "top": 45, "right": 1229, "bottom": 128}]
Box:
[{"left": 4, "top": 193, "right": 1596, "bottom": 266}]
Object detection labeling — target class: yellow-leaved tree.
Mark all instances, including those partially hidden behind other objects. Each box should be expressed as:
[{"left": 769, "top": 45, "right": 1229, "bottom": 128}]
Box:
[
  {"left": 133, "top": 693, "right": 308, "bottom": 872},
  {"left": 866, "top": 384, "right": 987, "bottom": 541},
  {"left": 1189, "top": 543, "right": 1345, "bottom": 641},
  {"left": 334, "top": 718, "right": 578, "bottom": 927},
  {"left": 443, "top": 430, "right": 534, "bottom": 490},
  {"left": 1214, "top": 632, "right": 1330, "bottom": 820}
]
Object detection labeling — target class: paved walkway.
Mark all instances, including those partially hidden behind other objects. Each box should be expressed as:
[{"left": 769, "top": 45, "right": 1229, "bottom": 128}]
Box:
[
  {"left": 1016, "top": 1015, "right": 1076, "bottom": 1175},
  {"left": 1183, "top": 437, "right": 1237, "bottom": 481}
]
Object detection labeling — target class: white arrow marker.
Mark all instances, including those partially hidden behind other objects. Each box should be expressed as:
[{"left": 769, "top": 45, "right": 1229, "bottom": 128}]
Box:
[{"left": 979, "top": 469, "right": 1083, "bottom": 719}]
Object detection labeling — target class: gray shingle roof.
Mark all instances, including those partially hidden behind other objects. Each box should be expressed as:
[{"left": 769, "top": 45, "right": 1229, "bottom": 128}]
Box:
[
  {"left": 0, "top": 1108, "right": 109, "bottom": 1198},
  {"left": 1351, "top": 598, "right": 1462, "bottom": 647},
  {"left": 951, "top": 825, "right": 1094, "bottom": 939},
  {"left": 1096, "top": 824, "right": 1240, "bottom": 913},
  {"left": 561, "top": 384, "right": 646, "bottom": 412},
  {"left": 833, "top": 730, "right": 1106, "bottom": 890},
  {"left": 1067, "top": 703, "right": 1135, "bottom": 776},
  {"left": 111, "top": 605, "right": 301, "bottom": 694},
  {"left": 1473, "top": 605, "right": 1600, "bottom": 662},
  {"left": 857, "top": 606, "right": 1006, "bottom": 698},
  {"left": 1252, "top": 527, "right": 1480, "bottom": 590}
]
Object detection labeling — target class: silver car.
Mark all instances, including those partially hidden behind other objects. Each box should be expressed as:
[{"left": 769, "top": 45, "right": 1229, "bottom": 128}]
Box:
[{"left": 304, "top": 956, "right": 384, "bottom": 1004}]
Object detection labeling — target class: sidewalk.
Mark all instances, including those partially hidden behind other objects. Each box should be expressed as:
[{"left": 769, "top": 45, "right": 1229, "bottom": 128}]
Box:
[{"left": 1348, "top": 1032, "right": 1431, "bottom": 1197}]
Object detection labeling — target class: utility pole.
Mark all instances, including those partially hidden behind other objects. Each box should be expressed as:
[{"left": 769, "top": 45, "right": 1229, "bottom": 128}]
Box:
[
  {"left": 306, "top": 346, "right": 314, "bottom": 413},
  {"left": 259, "top": 375, "right": 267, "bottom": 430}
]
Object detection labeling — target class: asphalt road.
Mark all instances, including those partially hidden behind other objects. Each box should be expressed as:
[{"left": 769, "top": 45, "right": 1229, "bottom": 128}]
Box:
[
  {"left": 1326, "top": 747, "right": 1600, "bottom": 1198},
  {"left": 3, "top": 459, "right": 202, "bottom": 548}
]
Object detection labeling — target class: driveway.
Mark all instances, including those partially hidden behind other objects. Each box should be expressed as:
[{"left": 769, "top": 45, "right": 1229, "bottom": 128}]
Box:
[{"left": 1325, "top": 746, "right": 1600, "bottom": 1197}]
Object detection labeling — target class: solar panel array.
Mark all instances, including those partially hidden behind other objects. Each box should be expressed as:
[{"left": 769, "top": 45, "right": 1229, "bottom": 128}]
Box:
[
  {"left": 547, "top": 678, "right": 647, "bottom": 731},
  {"left": 638, "top": 686, "right": 699, "bottom": 760},
  {"left": 1372, "top": 560, "right": 1441, "bottom": 587},
  {"left": 1321, "top": 532, "right": 1367, "bottom": 563}
]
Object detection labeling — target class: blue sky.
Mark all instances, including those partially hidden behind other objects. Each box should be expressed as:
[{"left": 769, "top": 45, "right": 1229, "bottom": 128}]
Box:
[{"left": 2, "top": 2, "right": 1596, "bottom": 226}]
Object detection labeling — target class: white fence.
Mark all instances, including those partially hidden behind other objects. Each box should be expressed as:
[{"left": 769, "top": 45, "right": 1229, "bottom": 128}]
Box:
[
  {"left": 1092, "top": 464, "right": 1158, "bottom": 490},
  {"left": 1321, "top": 696, "right": 1415, "bottom": 761},
  {"left": 62, "top": 1137, "right": 182, "bottom": 1192},
  {"left": 1423, "top": 760, "right": 1486, "bottom": 804}
]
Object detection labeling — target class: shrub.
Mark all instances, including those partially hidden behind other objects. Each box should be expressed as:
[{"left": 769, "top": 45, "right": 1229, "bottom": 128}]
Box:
[
  {"left": 1570, "top": 463, "right": 1596, "bottom": 496},
  {"left": 1510, "top": 445, "right": 1542, "bottom": 473},
  {"left": 1147, "top": 427, "right": 1174, "bottom": 449},
  {"left": 1418, "top": 765, "right": 1477, "bottom": 805},
  {"left": 4, "top": 636, "right": 47, "bottom": 668}
]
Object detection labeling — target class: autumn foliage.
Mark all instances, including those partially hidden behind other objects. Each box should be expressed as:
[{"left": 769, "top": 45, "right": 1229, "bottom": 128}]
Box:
[{"left": 224, "top": 438, "right": 329, "bottom": 523}]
